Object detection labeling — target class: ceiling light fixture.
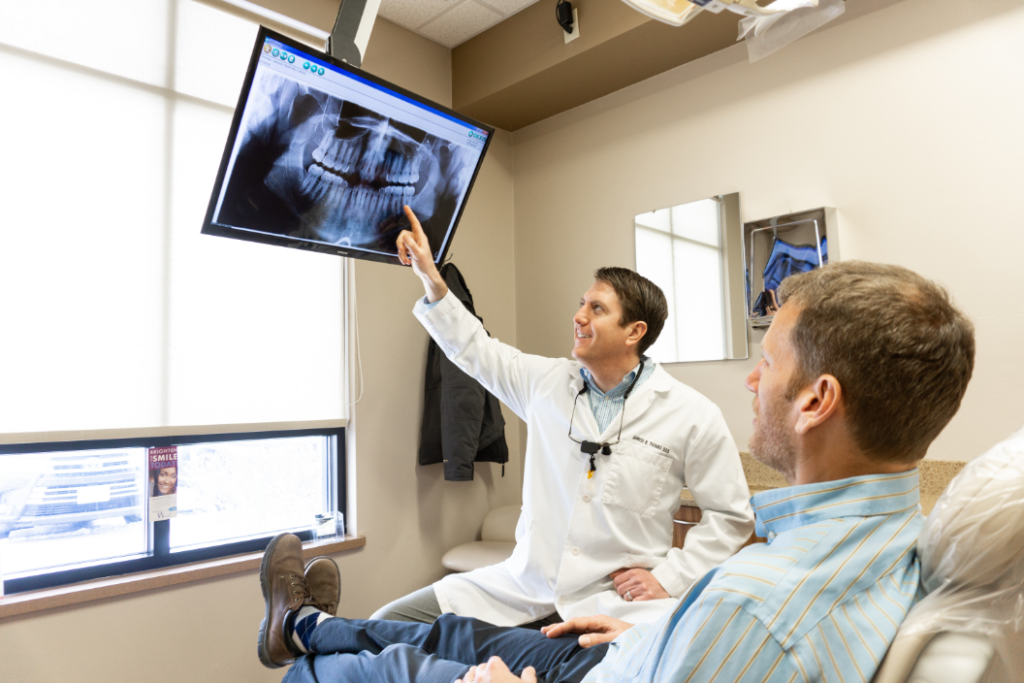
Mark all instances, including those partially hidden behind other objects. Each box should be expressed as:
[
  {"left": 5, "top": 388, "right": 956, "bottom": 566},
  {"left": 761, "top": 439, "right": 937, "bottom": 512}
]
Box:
[{"left": 620, "top": 0, "right": 782, "bottom": 27}]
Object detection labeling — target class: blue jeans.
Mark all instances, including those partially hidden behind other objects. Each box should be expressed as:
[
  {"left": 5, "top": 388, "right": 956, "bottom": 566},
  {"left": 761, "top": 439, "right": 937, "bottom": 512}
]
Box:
[{"left": 282, "top": 613, "right": 609, "bottom": 683}]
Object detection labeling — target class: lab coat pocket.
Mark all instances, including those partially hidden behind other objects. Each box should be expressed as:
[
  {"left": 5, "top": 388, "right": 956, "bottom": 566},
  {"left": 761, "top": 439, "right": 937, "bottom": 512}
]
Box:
[{"left": 601, "top": 443, "right": 671, "bottom": 517}]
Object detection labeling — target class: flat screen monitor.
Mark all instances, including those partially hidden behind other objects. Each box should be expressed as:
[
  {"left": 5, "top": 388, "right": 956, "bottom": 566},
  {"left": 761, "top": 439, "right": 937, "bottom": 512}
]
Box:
[{"left": 202, "top": 27, "right": 494, "bottom": 265}]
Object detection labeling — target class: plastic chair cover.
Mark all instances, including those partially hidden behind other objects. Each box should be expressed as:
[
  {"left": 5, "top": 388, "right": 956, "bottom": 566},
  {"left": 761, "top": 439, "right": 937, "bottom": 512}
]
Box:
[{"left": 873, "top": 425, "right": 1024, "bottom": 682}]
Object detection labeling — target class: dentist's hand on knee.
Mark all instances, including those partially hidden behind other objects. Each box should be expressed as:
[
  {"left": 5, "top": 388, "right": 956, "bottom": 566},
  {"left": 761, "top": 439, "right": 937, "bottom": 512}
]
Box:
[
  {"left": 457, "top": 657, "right": 535, "bottom": 683},
  {"left": 396, "top": 205, "right": 447, "bottom": 303},
  {"left": 541, "top": 615, "right": 633, "bottom": 648}
]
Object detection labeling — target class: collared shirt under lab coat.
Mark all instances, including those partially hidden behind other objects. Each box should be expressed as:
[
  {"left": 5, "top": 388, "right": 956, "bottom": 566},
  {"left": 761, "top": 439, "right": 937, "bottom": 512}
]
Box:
[{"left": 414, "top": 292, "right": 755, "bottom": 626}]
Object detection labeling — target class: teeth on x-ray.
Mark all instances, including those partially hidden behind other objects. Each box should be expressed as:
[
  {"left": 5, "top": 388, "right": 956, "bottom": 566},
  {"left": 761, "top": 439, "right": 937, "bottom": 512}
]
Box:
[{"left": 220, "top": 71, "right": 476, "bottom": 254}]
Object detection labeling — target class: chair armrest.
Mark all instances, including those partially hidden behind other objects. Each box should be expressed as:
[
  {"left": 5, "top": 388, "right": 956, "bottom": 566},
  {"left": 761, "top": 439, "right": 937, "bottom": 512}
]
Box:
[{"left": 872, "top": 632, "right": 996, "bottom": 683}]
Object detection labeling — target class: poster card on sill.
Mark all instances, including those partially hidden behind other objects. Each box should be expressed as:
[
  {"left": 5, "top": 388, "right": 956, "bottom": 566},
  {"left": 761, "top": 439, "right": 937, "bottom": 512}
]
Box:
[{"left": 148, "top": 446, "right": 179, "bottom": 520}]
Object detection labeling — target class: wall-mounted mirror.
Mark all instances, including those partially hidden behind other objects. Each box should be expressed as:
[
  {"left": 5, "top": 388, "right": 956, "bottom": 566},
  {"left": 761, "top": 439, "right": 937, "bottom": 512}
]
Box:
[{"left": 635, "top": 193, "right": 748, "bottom": 363}]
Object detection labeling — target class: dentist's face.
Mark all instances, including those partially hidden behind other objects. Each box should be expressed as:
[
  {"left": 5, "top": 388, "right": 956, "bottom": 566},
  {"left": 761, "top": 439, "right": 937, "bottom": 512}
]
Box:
[
  {"left": 572, "top": 281, "right": 632, "bottom": 366},
  {"left": 744, "top": 303, "right": 802, "bottom": 480}
]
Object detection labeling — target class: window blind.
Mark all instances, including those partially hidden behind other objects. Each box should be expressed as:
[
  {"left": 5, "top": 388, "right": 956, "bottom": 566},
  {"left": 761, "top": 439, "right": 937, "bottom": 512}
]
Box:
[{"left": 0, "top": 0, "right": 346, "bottom": 438}]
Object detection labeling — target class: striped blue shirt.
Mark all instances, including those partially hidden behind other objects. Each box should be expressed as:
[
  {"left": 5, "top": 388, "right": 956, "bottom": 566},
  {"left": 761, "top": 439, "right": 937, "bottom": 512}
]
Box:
[
  {"left": 580, "top": 358, "right": 656, "bottom": 434},
  {"left": 584, "top": 469, "right": 923, "bottom": 683}
]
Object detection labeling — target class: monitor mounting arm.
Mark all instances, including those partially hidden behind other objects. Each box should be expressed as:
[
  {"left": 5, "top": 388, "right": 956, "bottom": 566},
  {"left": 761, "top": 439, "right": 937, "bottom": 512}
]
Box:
[{"left": 326, "top": 0, "right": 382, "bottom": 67}]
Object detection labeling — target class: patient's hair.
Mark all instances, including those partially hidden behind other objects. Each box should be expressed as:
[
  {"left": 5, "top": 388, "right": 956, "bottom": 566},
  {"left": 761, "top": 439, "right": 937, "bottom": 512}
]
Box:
[
  {"left": 778, "top": 261, "right": 975, "bottom": 463},
  {"left": 594, "top": 267, "right": 668, "bottom": 356}
]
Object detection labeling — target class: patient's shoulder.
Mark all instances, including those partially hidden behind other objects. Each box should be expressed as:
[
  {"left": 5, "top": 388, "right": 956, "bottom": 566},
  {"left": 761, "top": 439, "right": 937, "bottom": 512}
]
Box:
[{"left": 735, "top": 514, "right": 919, "bottom": 649}]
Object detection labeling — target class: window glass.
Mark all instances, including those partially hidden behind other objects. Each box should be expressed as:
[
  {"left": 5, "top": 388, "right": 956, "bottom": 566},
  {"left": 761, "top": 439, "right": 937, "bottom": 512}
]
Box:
[
  {"left": 635, "top": 227, "right": 677, "bottom": 362},
  {"left": 0, "top": 449, "right": 148, "bottom": 577},
  {"left": 0, "top": 432, "right": 335, "bottom": 583},
  {"left": 169, "top": 436, "right": 329, "bottom": 550},
  {"left": 673, "top": 240, "right": 725, "bottom": 361},
  {"left": 635, "top": 208, "right": 671, "bottom": 232},
  {"left": 635, "top": 197, "right": 727, "bottom": 363},
  {"left": 672, "top": 199, "right": 720, "bottom": 246}
]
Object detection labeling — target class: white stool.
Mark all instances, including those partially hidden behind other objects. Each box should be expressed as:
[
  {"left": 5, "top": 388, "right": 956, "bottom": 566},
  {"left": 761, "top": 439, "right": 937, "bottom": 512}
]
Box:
[{"left": 441, "top": 505, "right": 519, "bottom": 572}]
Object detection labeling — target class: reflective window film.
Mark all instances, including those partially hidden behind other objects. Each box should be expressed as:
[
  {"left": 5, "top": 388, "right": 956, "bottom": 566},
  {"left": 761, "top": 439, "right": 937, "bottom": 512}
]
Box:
[
  {"left": 0, "top": 450, "right": 148, "bottom": 577},
  {"left": 169, "top": 436, "right": 329, "bottom": 550}
]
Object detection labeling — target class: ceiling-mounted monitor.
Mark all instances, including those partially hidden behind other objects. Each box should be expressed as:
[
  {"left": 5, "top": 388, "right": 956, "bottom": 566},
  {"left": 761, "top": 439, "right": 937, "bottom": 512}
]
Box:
[{"left": 202, "top": 27, "right": 493, "bottom": 265}]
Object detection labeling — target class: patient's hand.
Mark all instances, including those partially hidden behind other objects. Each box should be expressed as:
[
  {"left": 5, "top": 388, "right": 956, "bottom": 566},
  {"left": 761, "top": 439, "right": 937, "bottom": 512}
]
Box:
[
  {"left": 611, "top": 568, "right": 670, "bottom": 601},
  {"left": 541, "top": 615, "right": 634, "bottom": 648},
  {"left": 457, "top": 657, "right": 535, "bottom": 683}
]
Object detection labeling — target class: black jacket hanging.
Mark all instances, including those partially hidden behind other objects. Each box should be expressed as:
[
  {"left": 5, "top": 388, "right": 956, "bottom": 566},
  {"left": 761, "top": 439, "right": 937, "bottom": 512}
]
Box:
[{"left": 418, "top": 263, "right": 508, "bottom": 481}]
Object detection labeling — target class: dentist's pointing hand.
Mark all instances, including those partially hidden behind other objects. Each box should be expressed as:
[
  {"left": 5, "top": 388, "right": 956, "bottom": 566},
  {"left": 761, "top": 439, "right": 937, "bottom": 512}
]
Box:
[{"left": 396, "top": 205, "right": 448, "bottom": 303}]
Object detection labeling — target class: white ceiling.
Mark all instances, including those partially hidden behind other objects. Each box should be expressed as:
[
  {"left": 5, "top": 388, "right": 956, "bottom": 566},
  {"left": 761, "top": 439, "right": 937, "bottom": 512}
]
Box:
[{"left": 378, "top": 0, "right": 543, "bottom": 48}]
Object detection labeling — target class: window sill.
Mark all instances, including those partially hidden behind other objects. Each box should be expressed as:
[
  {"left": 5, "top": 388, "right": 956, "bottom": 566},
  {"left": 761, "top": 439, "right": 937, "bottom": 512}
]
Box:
[{"left": 0, "top": 534, "right": 365, "bottom": 620}]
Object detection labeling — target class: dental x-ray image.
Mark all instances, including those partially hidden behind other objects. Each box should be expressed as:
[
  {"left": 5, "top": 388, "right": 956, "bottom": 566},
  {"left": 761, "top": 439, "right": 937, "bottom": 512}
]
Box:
[{"left": 215, "top": 70, "right": 478, "bottom": 260}]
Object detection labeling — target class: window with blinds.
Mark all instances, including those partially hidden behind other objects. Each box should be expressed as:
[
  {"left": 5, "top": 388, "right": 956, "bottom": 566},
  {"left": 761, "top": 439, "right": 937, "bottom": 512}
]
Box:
[{"left": 0, "top": 0, "right": 349, "bottom": 593}]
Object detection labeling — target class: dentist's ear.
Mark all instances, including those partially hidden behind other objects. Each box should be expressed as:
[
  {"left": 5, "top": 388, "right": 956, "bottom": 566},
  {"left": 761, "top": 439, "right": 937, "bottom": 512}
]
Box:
[{"left": 626, "top": 321, "right": 648, "bottom": 348}]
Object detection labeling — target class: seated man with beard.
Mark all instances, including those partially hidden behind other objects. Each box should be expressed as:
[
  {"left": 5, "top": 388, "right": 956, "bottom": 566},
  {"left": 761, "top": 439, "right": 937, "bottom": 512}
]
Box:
[{"left": 256, "top": 260, "right": 975, "bottom": 683}]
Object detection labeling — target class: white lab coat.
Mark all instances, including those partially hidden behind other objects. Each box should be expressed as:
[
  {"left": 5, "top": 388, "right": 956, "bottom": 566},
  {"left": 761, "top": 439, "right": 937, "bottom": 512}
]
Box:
[{"left": 415, "top": 292, "right": 754, "bottom": 626}]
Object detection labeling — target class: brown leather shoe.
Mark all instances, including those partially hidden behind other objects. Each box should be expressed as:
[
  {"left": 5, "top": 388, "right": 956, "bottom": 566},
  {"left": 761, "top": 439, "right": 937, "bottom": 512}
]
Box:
[
  {"left": 305, "top": 556, "right": 341, "bottom": 616},
  {"left": 258, "top": 533, "right": 326, "bottom": 669}
]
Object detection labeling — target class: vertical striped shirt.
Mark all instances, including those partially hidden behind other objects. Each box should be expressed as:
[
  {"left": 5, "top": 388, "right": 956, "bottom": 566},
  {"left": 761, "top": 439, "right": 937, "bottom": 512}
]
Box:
[
  {"left": 583, "top": 469, "right": 923, "bottom": 683},
  {"left": 580, "top": 358, "right": 656, "bottom": 434}
]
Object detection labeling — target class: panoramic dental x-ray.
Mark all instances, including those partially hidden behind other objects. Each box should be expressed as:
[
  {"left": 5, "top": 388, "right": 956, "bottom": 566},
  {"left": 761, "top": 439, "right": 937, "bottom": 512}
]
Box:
[{"left": 215, "top": 71, "right": 477, "bottom": 259}]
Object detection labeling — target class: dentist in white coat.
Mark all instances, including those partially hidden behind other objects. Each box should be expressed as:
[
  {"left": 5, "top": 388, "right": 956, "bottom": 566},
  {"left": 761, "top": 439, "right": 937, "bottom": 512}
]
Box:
[{"left": 375, "top": 206, "right": 754, "bottom": 627}]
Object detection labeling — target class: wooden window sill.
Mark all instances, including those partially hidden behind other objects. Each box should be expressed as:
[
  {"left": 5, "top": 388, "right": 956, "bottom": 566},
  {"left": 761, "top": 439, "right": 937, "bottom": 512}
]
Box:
[{"left": 0, "top": 534, "right": 366, "bottom": 620}]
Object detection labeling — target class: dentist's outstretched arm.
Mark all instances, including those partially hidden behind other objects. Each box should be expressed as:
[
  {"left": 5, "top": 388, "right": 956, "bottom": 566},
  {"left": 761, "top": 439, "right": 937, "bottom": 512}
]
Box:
[{"left": 396, "top": 205, "right": 448, "bottom": 303}]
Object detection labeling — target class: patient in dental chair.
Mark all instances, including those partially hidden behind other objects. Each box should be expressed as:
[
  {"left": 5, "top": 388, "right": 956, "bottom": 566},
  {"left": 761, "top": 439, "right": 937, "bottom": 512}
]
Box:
[{"left": 256, "top": 261, "right": 976, "bottom": 683}]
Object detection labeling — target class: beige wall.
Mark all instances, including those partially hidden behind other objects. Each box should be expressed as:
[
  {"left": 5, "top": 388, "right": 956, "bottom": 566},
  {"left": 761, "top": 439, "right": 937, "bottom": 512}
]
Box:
[
  {"left": 342, "top": 17, "right": 522, "bottom": 619},
  {"left": 0, "top": 18, "right": 521, "bottom": 683},
  {"left": 6, "top": 1, "right": 1024, "bottom": 681},
  {"left": 510, "top": 0, "right": 1024, "bottom": 463}
]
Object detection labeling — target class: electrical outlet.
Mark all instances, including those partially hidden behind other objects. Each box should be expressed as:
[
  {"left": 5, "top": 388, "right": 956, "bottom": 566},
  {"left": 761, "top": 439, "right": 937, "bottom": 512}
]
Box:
[{"left": 564, "top": 8, "right": 580, "bottom": 44}]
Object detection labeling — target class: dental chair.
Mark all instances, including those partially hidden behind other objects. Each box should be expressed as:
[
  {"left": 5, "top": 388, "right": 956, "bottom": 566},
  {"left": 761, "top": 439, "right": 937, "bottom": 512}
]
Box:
[{"left": 872, "top": 426, "right": 1024, "bottom": 683}]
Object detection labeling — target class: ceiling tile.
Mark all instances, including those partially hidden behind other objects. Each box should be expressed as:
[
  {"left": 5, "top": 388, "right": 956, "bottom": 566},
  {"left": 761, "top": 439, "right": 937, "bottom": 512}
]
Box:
[
  {"left": 476, "top": 0, "right": 542, "bottom": 18},
  {"left": 417, "top": 1, "right": 503, "bottom": 48},
  {"left": 378, "top": 0, "right": 464, "bottom": 31}
]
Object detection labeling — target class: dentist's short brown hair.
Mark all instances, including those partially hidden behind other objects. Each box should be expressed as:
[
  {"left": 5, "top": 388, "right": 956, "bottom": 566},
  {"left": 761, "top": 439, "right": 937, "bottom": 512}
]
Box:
[{"left": 594, "top": 267, "right": 668, "bottom": 357}]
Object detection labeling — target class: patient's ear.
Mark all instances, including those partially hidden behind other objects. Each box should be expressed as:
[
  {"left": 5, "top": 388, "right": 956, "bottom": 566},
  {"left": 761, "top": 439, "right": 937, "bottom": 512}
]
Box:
[{"left": 795, "top": 374, "right": 841, "bottom": 435}]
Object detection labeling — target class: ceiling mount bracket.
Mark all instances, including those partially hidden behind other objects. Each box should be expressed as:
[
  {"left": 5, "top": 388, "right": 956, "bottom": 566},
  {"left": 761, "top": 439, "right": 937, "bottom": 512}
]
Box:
[{"left": 326, "top": 0, "right": 382, "bottom": 66}]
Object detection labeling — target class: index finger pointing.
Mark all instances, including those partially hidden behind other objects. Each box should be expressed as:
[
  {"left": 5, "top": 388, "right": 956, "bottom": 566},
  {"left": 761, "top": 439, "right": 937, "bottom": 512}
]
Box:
[{"left": 404, "top": 205, "right": 425, "bottom": 236}]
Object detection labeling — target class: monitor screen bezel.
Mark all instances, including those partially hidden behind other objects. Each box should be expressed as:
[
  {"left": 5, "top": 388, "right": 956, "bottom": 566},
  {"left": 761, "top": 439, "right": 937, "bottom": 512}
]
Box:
[{"left": 201, "top": 26, "right": 495, "bottom": 266}]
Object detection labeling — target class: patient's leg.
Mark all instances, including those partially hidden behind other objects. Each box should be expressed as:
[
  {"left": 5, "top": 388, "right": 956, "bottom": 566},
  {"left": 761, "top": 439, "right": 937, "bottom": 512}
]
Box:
[
  {"left": 289, "top": 614, "right": 606, "bottom": 683},
  {"left": 257, "top": 535, "right": 604, "bottom": 683},
  {"left": 284, "top": 642, "right": 470, "bottom": 683}
]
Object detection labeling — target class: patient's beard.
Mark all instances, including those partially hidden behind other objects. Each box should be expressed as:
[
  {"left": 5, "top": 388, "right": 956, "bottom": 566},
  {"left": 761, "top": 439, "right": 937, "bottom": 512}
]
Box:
[{"left": 749, "top": 394, "right": 797, "bottom": 483}]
